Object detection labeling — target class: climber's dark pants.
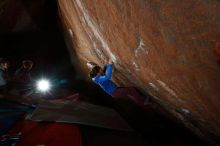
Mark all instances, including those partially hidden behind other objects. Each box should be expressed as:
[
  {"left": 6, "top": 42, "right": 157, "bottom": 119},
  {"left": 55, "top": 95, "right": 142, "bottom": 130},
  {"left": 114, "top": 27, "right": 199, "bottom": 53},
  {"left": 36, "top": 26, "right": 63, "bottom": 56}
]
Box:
[{"left": 112, "top": 87, "right": 146, "bottom": 107}]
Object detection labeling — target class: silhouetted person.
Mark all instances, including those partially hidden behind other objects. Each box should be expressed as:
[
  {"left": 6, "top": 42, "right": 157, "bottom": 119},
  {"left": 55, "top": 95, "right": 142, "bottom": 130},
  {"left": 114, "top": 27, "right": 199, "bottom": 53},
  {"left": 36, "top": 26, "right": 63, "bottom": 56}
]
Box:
[
  {"left": 88, "top": 60, "right": 149, "bottom": 108},
  {"left": 0, "top": 58, "right": 9, "bottom": 94},
  {"left": 14, "top": 60, "right": 34, "bottom": 96},
  {"left": 15, "top": 60, "right": 33, "bottom": 82}
]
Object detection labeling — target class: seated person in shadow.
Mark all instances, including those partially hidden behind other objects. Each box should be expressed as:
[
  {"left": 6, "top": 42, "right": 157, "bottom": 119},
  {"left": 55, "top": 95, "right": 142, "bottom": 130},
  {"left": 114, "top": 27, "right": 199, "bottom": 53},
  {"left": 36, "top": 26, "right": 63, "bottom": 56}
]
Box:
[
  {"left": 14, "top": 60, "right": 34, "bottom": 96},
  {"left": 0, "top": 58, "right": 9, "bottom": 94},
  {"left": 88, "top": 60, "right": 150, "bottom": 108}
]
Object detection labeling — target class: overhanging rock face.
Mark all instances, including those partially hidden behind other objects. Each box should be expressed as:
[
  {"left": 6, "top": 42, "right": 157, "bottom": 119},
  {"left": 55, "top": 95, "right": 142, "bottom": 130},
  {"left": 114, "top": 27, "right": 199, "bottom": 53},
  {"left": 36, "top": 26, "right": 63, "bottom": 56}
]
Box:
[{"left": 58, "top": 0, "right": 220, "bottom": 144}]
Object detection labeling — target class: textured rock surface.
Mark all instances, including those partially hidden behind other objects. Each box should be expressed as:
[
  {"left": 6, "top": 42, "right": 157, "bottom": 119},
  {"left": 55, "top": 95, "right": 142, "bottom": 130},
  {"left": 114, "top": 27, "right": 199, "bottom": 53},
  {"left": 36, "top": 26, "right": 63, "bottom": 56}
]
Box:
[{"left": 58, "top": 0, "right": 220, "bottom": 144}]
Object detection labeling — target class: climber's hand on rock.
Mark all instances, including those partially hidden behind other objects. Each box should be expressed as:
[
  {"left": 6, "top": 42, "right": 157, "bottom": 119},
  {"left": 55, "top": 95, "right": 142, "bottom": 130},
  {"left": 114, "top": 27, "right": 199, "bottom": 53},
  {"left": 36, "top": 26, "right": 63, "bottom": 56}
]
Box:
[{"left": 108, "top": 59, "right": 112, "bottom": 64}]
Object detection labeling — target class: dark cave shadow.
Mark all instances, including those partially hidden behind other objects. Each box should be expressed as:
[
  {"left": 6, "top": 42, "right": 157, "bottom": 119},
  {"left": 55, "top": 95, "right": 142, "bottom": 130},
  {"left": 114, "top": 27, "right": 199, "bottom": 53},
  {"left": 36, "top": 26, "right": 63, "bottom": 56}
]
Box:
[{"left": 217, "top": 60, "right": 220, "bottom": 68}]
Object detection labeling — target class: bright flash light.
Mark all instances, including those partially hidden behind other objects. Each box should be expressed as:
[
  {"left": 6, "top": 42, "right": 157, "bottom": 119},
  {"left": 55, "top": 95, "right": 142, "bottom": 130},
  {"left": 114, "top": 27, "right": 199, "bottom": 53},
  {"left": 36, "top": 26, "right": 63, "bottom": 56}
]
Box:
[{"left": 37, "top": 79, "right": 50, "bottom": 92}]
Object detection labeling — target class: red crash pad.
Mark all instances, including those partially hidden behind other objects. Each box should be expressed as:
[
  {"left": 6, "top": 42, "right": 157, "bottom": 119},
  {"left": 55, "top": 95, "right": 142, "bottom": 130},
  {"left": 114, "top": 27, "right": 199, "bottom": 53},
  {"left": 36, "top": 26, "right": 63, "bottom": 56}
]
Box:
[{"left": 9, "top": 120, "right": 82, "bottom": 146}]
